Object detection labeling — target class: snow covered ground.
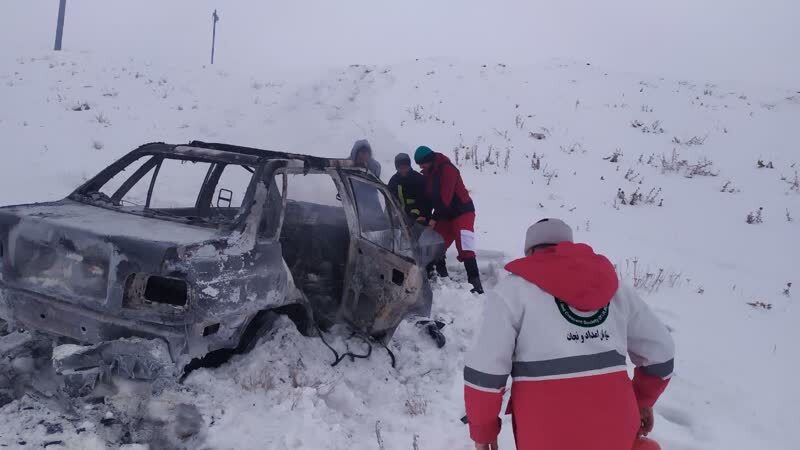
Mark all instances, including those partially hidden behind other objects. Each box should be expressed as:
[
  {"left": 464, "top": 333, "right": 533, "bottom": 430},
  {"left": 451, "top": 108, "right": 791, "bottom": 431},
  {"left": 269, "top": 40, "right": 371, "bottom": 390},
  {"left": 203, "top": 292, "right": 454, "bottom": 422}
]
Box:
[{"left": 1, "top": 50, "right": 798, "bottom": 449}]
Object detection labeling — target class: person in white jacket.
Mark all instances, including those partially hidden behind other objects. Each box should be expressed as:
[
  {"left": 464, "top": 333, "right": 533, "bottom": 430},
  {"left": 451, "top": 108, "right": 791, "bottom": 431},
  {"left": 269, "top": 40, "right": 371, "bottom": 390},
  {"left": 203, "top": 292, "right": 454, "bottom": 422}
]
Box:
[{"left": 463, "top": 218, "right": 675, "bottom": 450}]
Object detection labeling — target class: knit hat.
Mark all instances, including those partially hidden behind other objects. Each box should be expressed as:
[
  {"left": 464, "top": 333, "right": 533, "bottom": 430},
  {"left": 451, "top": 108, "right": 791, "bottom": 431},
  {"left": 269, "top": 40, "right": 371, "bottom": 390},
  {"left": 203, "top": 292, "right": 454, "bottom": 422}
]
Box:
[
  {"left": 414, "top": 146, "right": 435, "bottom": 164},
  {"left": 524, "top": 218, "right": 573, "bottom": 254},
  {"left": 394, "top": 153, "right": 412, "bottom": 169}
]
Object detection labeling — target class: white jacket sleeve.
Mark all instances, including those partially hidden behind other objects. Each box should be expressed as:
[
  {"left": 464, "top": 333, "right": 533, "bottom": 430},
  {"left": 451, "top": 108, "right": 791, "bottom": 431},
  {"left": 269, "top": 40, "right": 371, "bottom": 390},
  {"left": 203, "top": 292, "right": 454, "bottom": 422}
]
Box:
[
  {"left": 465, "top": 292, "right": 520, "bottom": 389},
  {"left": 626, "top": 286, "right": 675, "bottom": 375},
  {"left": 463, "top": 291, "right": 520, "bottom": 444},
  {"left": 624, "top": 285, "right": 675, "bottom": 407}
]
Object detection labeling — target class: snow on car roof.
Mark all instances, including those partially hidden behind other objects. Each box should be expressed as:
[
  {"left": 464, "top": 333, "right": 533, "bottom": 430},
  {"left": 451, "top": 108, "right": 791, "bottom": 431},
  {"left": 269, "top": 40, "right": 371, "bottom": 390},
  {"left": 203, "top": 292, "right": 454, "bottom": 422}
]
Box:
[
  {"left": 8, "top": 201, "right": 219, "bottom": 245},
  {"left": 171, "top": 146, "right": 262, "bottom": 165}
]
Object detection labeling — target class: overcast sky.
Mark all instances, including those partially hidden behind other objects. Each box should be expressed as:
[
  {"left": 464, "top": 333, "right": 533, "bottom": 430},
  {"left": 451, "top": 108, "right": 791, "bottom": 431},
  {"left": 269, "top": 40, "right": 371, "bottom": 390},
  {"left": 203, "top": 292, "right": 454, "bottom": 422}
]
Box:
[{"left": 2, "top": 0, "right": 798, "bottom": 85}]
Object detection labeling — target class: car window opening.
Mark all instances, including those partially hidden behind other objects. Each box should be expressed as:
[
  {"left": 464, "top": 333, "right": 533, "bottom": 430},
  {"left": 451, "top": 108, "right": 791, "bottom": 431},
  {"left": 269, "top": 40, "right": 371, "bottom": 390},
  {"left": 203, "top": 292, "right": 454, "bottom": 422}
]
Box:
[{"left": 75, "top": 154, "right": 256, "bottom": 228}]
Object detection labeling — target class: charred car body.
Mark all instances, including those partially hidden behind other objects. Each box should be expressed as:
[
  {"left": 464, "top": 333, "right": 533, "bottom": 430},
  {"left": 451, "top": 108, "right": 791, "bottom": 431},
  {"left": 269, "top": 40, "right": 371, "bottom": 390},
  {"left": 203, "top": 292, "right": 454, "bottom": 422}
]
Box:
[{"left": 0, "top": 141, "right": 443, "bottom": 385}]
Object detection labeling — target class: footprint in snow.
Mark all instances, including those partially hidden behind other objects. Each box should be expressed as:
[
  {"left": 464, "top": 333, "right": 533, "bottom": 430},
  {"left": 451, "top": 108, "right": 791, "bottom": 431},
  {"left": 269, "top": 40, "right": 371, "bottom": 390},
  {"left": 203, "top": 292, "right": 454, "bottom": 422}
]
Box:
[{"left": 657, "top": 404, "right": 695, "bottom": 430}]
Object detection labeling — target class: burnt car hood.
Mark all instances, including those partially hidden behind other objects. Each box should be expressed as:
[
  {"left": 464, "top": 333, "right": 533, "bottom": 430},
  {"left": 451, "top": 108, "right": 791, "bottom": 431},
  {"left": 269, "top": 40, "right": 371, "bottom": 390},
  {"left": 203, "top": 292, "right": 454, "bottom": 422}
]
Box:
[{"left": 0, "top": 200, "right": 219, "bottom": 305}]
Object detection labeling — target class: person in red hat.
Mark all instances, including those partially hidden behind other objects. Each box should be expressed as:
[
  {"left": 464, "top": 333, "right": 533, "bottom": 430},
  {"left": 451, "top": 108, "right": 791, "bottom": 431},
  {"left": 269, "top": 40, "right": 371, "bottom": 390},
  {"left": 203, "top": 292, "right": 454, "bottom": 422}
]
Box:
[
  {"left": 414, "top": 146, "right": 483, "bottom": 293},
  {"left": 463, "top": 219, "right": 675, "bottom": 450}
]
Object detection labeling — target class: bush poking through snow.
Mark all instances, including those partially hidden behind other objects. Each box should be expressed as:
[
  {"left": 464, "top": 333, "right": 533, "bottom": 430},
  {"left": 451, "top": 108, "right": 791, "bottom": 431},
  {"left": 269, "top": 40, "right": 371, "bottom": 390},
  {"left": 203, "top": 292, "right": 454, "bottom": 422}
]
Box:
[
  {"left": 408, "top": 105, "right": 424, "bottom": 122},
  {"left": 560, "top": 142, "right": 585, "bottom": 155},
  {"left": 660, "top": 149, "right": 689, "bottom": 174},
  {"left": 685, "top": 158, "right": 719, "bottom": 178},
  {"left": 657, "top": 149, "right": 717, "bottom": 177},
  {"left": 624, "top": 169, "right": 642, "bottom": 183},
  {"left": 637, "top": 153, "right": 657, "bottom": 166},
  {"left": 530, "top": 152, "right": 542, "bottom": 171},
  {"left": 746, "top": 207, "right": 764, "bottom": 224},
  {"left": 787, "top": 209, "right": 794, "bottom": 223},
  {"left": 483, "top": 145, "right": 501, "bottom": 167},
  {"left": 94, "top": 113, "right": 110, "bottom": 126},
  {"left": 783, "top": 282, "right": 792, "bottom": 297},
  {"left": 461, "top": 139, "right": 486, "bottom": 171},
  {"left": 721, "top": 181, "right": 738, "bottom": 193},
  {"left": 91, "top": 140, "right": 104, "bottom": 150},
  {"left": 529, "top": 132, "right": 546, "bottom": 140},
  {"left": 603, "top": 149, "right": 623, "bottom": 163},
  {"left": 645, "top": 120, "right": 664, "bottom": 134},
  {"left": 672, "top": 135, "right": 707, "bottom": 146},
  {"left": 453, "top": 145, "right": 463, "bottom": 167},
  {"left": 644, "top": 188, "right": 663, "bottom": 205},
  {"left": 747, "top": 301, "right": 772, "bottom": 310},
  {"left": 71, "top": 102, "right": 90, "bottom": 112},
  {"left": 757, "top": 159, "right": 775, "bottom": 169},
  {"left": 515, "top": 115, "right": 525, "bottom": 130},
  {"left": 492, "top": 129, "right": 511, "bottom": 143},
  {"left": 617, "top": 258, "right": 682, "bottom": 293},
  {"left": 542, "top": 166, "right": 558, "bottom": 185},
  {"left": 616, "top": 187, "right": 663, "bottom": 207},
  {"left": 632, "top": 119, "right": 664, "bottom": 134},
  {"left": 784, "top": 171, "right": 799, "bottom": 192}
]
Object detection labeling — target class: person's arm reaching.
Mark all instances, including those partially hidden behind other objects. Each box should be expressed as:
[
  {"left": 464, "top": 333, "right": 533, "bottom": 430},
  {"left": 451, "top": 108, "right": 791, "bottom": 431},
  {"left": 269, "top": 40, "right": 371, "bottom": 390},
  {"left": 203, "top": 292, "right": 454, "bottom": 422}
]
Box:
[
  {"left": 410, "top": 173, "right": 430, "bottom": 222},
  {"left": 439, "top": 164, "right": 458, "bottom": 211},
  {"left": 625, "top": 286, "right": 675, "bottom": 433},
  {"left": 387, "top": 177, "right": 400, "bottom": 203},
  {"left": 431, "top": 164, "right": 458, "bottom": 222},
  {"left": 464, "top": 293, "right": 519, "bottom": 445}
]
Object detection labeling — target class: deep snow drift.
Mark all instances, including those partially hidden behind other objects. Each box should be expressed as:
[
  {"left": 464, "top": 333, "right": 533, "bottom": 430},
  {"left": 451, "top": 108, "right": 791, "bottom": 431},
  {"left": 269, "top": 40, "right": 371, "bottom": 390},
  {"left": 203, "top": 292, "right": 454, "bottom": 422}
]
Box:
[{"left": 0, "top": 52, "right": 798, "bottom": 449}]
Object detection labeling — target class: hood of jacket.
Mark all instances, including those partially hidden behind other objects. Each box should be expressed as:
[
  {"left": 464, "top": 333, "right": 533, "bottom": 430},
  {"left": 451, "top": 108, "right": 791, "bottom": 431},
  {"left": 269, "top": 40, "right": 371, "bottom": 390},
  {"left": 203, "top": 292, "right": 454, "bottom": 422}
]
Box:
[
  {"left": 504, "top": 242, "right": 618, "bottom": 311},
  {"left": 350, "top": 139, "right": 381, "bottom": 178}
]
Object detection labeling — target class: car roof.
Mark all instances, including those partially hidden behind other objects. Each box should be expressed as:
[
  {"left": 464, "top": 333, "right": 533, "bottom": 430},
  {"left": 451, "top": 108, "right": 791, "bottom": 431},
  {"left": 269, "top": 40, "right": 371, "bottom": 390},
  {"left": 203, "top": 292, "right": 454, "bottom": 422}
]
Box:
[{"left": 135, "top": 141, "right": 363, "bottom": 172}]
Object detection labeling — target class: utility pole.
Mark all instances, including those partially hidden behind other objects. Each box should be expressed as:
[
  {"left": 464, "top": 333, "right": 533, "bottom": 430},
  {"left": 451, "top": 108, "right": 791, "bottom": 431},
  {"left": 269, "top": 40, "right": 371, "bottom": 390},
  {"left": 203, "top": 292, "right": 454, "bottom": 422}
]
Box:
[
  {"left": 54, "top": 0, "right": 67, "bottom": 51},
  {"left": 211, "top": 9, "right": 220, "bottom": 64}
]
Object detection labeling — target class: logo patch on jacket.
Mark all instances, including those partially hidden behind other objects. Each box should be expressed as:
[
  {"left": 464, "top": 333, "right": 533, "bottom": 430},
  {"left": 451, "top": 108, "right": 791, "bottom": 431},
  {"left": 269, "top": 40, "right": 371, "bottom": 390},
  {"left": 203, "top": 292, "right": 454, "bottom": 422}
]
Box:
[{"left": 555, "top": 298, "right": 609, "bottom": 327}]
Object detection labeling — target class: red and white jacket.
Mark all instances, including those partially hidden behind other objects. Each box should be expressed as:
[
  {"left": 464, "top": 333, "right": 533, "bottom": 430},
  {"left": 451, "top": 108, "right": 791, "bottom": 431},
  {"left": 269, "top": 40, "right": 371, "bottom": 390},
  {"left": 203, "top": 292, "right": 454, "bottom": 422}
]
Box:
[{"left": 464, "top": 242, "right": 675, "bottom": 450}]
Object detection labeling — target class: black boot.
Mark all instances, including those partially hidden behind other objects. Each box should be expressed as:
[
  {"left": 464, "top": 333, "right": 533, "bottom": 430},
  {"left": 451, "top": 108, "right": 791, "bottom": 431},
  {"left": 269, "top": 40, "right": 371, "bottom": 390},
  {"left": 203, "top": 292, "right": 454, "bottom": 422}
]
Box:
[
  {"left": 434, "top": 257, "right": 449, "bottom": 278},
  {"left": 415, "top": 320, "right": 447, "bottom": 348},
  {"left": 463, "top": 258, "right": 484, "bottom": 294},
  {"left": 426, "top": 323, "right": 446, "bottom": 348},
  {"left": 425, "top": 262, "right": 436, "bottom": 279}
]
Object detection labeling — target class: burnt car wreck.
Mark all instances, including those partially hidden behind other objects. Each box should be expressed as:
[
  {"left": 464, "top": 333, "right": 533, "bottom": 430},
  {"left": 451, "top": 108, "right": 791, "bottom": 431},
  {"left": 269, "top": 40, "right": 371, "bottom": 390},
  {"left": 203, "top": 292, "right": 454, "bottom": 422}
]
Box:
[{"left": 0, "top": 141, "right": 444, "bottom": 395}]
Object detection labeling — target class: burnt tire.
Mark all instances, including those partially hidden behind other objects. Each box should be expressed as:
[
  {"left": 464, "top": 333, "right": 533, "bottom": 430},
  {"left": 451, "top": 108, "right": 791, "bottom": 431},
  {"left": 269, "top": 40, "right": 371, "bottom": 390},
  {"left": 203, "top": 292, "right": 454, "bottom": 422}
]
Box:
[
  {"left": 181, "top": 304, "right": 313, "bottom": 378},
  {"left": 273, "top": 303, "right": 314, "bottom": 337},
  {"left": 237, "top": 303, "right": 313, "bottom": 354},
  {"left": 236, "top": 310, "right": 280, "bottom": 354}
]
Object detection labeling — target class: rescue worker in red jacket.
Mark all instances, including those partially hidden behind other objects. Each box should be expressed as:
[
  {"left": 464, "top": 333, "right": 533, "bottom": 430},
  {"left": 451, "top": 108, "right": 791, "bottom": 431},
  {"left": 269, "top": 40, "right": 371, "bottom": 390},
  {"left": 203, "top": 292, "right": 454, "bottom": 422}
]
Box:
[
  {"left": 414, "top": 146, "right": 483, "bottom": 294},
  {"left": 464, "top": 219, "right": 675, "bottom": 450}
]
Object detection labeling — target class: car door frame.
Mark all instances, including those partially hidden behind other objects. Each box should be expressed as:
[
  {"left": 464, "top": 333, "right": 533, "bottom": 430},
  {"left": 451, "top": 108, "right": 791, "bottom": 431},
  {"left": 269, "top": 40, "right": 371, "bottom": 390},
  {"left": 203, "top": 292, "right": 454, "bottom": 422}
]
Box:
[{"left": 336, "top": 170, "right": 426, "bottom": 338}]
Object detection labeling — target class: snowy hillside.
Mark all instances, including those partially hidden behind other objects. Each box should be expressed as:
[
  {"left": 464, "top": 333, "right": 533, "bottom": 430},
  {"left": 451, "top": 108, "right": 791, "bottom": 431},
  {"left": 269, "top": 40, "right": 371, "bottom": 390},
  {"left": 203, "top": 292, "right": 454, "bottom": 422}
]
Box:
[{"left": 1, "top": 52, "right": 799, "bottom": 450}]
